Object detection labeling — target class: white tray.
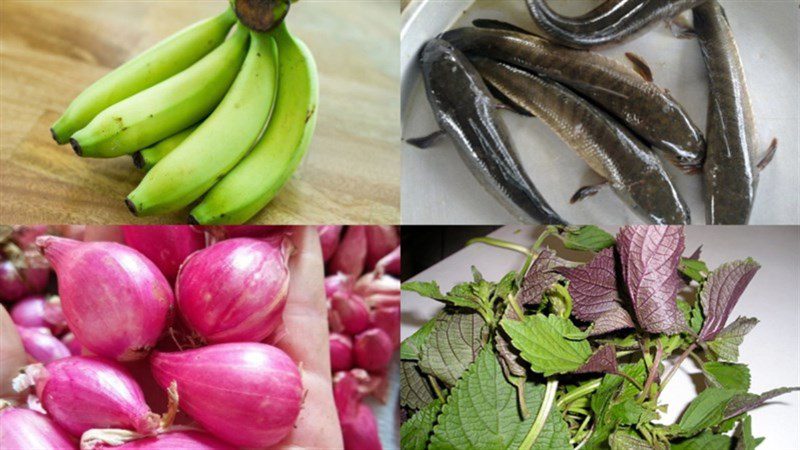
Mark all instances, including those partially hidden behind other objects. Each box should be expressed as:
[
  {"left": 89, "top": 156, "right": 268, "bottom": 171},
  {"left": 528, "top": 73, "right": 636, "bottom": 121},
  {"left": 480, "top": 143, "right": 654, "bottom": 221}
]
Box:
[{"left": 401, "top": 0, "right": 799, "bottom": 225}]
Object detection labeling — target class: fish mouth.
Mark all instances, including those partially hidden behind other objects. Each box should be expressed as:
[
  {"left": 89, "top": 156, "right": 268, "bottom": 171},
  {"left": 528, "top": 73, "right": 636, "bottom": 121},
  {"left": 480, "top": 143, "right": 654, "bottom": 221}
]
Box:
[{"left": 675, "top": 156, "right": 705, "bottom": 175}]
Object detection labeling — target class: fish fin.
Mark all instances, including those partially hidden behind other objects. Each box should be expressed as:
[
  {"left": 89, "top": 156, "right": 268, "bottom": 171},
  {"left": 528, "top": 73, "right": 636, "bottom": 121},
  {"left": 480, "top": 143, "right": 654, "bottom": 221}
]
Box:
[
  {"left": 472, "top": 19, "right": 535, "bottom": 36},
  {"left": 487, "top": 84, "right": 535, "bottom": 118},
  {"left": 757, "top": 138, "right": 778, "bottom": 171},
  {"left": 625, "top": 52, "right": 654, "bottom": 82},
  {"left": 570, "top": 182, "right": 607, "bottom": 204},
  {"left": 666, "top": 16, "right": 696, "bottom": 39},
  {"left": 405, "top": 130, "right": 446, "bottom": 149}
]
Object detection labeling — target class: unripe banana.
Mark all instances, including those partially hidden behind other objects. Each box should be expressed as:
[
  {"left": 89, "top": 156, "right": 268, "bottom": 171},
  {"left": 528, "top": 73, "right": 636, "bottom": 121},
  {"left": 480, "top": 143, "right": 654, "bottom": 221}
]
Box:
[
  {"left": 125, "top": 31, "right": 279, "bottom": 216},
  {"left": 51, "top": 9, "right": 236, "bottom": 144},
  {"left": 132, "top": 124, "right": 199, "bottom": 171},
  {"left": 70, "top": 26, "right": 249, "bottom": 158},
  {"left": 190, "top": 23, "right": 318, "bottom": 225}
]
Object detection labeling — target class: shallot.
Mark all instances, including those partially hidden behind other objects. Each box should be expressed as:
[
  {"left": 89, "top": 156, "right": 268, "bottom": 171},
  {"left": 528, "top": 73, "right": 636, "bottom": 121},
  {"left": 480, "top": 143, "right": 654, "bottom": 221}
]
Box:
[
  {"left": 16, "top": 326, "right": 70, "bottom": 364},
  {"left": 318, "top": 225, "right": 343, "bottom": 262},
  {"left": 37, "top": 236, "right": 174, "bottom": 361},
  {"left": 0, "top": 405, "right": 75, "bottom": 449},
  {"left": 61, "top": 332, "right": 82, "bottom": 356},
  {"left": 353, "top": 328, "right": 393, "bottom": 372},
  {"left": 365, "top": 226, "right": 399, "bottom": 269},
  {"left": 10, "top": 295, "right": 65, "bottom": 333},
  {"left": 341, "top": 403, "right": 382, "bottom": 450},
  {"left": 10, "top": 295, "right": 49, "bottom": 329},
  {"left": 150, "top": 343, "right": 303, "bottom": 448},
  {"left": 176, "top": 236, "right": 292, "bottom": 343},
  {"left": 0, "top": 259, "right": 49, "bottom": 302},
  {"left": 375, "top": 246, "right": 400, "bottom": 276},
  {"left": 33, "top": 356, "right": 160, "bottom": 437},
  {"left": 330, "top": 333, "right": 354, "bottom": 372},
  {"left": 331, "top": 292, "right": 370, "bottom": 335},
  {"left": 328, "top": 226, "right": 368, "bottom": 276},
  {"left": 122, "top": 225, "right": 206, "bottom": 282}
]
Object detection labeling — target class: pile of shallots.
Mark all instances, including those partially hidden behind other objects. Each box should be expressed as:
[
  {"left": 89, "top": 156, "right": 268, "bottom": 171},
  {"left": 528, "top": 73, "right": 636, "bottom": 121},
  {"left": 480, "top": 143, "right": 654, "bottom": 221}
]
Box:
[
  {"left": 0, "top": 225, "right": 326, "bottom": 450},
  {"left": 321, "top": 226, "right": 400, "bottom": 450}
]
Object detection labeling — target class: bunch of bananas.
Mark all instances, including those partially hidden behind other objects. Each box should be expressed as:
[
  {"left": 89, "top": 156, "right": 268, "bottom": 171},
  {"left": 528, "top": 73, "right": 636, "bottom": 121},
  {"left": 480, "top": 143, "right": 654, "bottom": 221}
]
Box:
[{"left": 51, "top": 7, "right": 319, "bottom": 224}]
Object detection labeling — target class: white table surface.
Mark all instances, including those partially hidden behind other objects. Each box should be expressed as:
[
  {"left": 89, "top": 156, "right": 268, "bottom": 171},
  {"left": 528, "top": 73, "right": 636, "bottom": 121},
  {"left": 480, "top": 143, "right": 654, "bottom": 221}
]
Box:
[
  {"left": 401, "top": 0, "right": 800, "bottom": 225},
  {"left": 401, "top": 225, "right": 800, "bottom": 448}
]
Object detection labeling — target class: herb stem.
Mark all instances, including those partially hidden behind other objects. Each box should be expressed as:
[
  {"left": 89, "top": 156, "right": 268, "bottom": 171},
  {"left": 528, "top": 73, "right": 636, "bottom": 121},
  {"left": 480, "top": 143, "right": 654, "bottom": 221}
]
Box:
[
  {"left": 618, "top": 371, "right": 644, "bottom": 391},
  {"left": 428, "top": 374, "right": 445, "bottom": 402},
  {"left": 659, "top": 342, "right": 697, "bottom": 394},
  {"left": 467, "top": 237, "right": 531, "bottom": 256},
  {"left": 532, "top": 225, "right": 558, "bottom": 251},
  {"left": 638, "top": 340, "right": 663, "bottom": 402},
  {"left": 509, "top": 293, "right": 526, "bottom": 320},
  {"left": 557, "top": 379, "right": 601, "bottom": 409},
  {"left": 520, "top": 378, "right": 559, "bottom": 450}
]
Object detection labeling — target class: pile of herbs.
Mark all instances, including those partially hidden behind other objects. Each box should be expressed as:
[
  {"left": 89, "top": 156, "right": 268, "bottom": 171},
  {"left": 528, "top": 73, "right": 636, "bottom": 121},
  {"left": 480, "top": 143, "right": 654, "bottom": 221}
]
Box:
[{"left": 399, "top": 225, "right": 798, "bottom": 450}]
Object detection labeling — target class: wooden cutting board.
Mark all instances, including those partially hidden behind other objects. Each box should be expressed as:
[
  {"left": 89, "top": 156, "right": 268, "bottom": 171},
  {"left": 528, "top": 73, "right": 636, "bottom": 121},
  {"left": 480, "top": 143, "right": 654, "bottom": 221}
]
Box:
[{"left": 0, "top": 0, "right": 400, "bottom": 224}]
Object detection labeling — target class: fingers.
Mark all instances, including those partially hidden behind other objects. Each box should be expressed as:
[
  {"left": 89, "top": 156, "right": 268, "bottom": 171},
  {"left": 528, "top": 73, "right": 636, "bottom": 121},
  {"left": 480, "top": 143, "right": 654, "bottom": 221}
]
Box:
[
  {"left": 0, "top": 308, "right": 27, "bottom": 400},
  {"left": 274, "top": 226, "right": 344, "bottom": 449}
]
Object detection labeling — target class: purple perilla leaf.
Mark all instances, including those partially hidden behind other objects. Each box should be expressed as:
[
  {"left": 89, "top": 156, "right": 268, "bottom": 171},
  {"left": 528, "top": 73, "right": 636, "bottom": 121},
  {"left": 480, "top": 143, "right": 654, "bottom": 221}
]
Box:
[
  {"left": 617, "top": 226, "right": 686, "bottom": 335},
  {"left": 576, "top": 344, "right": 618, "bottom": 374},
  {"left": 558, "top": 248, "right": 634, "bottom": 335},
  {"left": 699, "top": 259, "right": 761, "bottom": 342},
  {"left": 517, "top": 248, "right": 560, "bottom": 306}
]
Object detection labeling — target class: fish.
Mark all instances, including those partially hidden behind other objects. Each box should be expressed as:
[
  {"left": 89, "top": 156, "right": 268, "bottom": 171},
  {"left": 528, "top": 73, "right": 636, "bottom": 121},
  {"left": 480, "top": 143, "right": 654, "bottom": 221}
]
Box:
[
  {"left": 472, "top": 57, "right": 691, "bottom": 224},
  {"left": 693, "top": 0, "right": 758, "bottom": 224},
  {"left": 442, "top": 27, "right": 706, "bottom": 171},
  {"left": 526, "top": 0, "right": 708, "bottom": 48},
  {"left": 415, "top": 39, "right": 567, "bottom": 224}
]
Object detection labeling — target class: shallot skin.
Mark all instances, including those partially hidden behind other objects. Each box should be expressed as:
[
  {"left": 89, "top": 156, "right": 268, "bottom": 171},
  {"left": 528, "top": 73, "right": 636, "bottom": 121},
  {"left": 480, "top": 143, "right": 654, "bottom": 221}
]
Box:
[
  {"left": 104, "top": 430, "right": 234, "bottom": 449},
  {"left": 0, "top": 406, "right": 75, "bottom": 450},
  {"left": 150, "top": 343, "right": 303, "bottom": 448},
  {"left": 37, "top": 236, "right": 174, "bottom": 361},
  {"left": 176, "top": 237, "right": 291, "bottom": 343},
  {"left": 122, "top": 225, "right": 206, "bottom": 282},
  {"left": 318, "top": 225, "right": 343, "bottom": 262},
  {"left": 39, "top": 356, "right": 159, "bottom": 438}
]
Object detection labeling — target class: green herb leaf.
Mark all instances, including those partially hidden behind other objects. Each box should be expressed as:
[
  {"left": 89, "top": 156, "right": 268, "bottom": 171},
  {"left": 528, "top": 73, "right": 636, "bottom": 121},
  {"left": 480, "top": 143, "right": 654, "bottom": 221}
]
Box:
[
  {"left": 561, "top": 226, "right": 615, "bottom": 252},
  {"left": 401, "top": 398, "right": 443, "bottom": 450},
  {"left": 401, "top": 312, "right": 441, "bottom": 361},
  {"left": 703, "top": 361, "right": 751, "bottom": 391},
  {"left": 676, "top": 388, "right": 739, "bottom": 436},
  {"left": 419, "top": 311, "right": 488, "bottom": 386},
  {"left": 679, "top": 257, "right": 709, "bottom": 283},
  {"left": 609, "top": 399, "right": 647, "bottom": 425},
  {"left": 608, "top": 429, "right": 652, "bottom": 449},
  {"left": 501, "top": 314, "right": 592, "bottom": 376},
  {"left": 429, "top": 348, "right": 571, "bottom": 450},
  {"left": 707, "top": 317, "right": 758, "bottom": 362},
  {"left": 402, "top": 281, "right": 485, "bottom": 312},
  {"left": 671, "top": 432, "right": 732, "bottom": 450},
  {"left": 733, "top": 415, "right": 761, "bottom": 450},
  {"left": 400, "top": 361, "right": 437, "bottom": 410},
  {"left": 723, "top": 387, "right": 800, "bottom": 420},
  {"left": 587, "top": 361, "right": 647, "bottom": 448}
]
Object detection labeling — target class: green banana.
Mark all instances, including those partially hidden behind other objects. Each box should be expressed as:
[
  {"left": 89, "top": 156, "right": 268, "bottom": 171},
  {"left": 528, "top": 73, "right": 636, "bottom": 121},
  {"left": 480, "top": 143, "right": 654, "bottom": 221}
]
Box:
[
  {"left": 126, "top": 31, "right": 279, "bottom": 216},
  {"left": 51, "top": 9, "right": 236, "bottom": 144},
  {"left": 190, "top": 23, "right": 318, "bottom": 224},
  {"left": 70, "top": 26, "right": 249, "bottom": 158},
  {"left": 132, "top": 124, "right": 199, "bottom": 171}
]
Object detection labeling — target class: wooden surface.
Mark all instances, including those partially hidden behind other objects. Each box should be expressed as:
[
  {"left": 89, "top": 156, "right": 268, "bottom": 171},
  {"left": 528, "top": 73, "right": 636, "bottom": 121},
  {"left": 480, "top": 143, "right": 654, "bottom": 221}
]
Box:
[{"left": 0, "top": 1, "right": 400, "bottom": 224}]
